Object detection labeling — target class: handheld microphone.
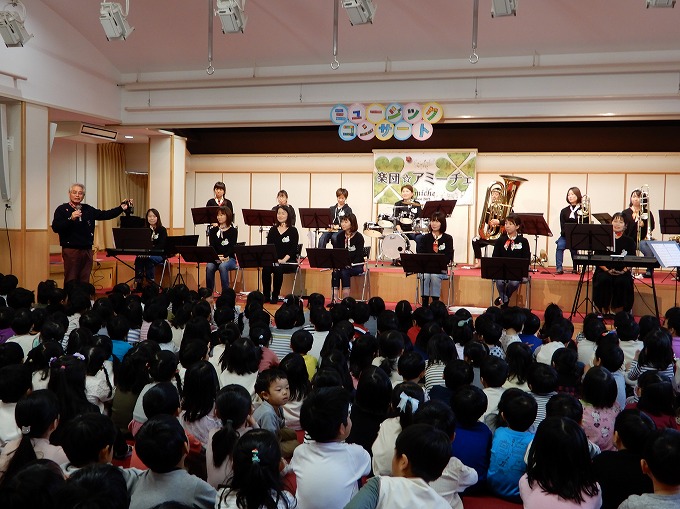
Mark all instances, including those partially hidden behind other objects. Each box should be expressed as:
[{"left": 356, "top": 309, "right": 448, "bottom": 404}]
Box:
[{"left": 75, "top": 204, "right": 82, "bottom": 221}]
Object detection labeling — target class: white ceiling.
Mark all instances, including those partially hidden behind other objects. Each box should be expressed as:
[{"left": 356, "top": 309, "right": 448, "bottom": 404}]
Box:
[{"left": 44, "top": 0, "right": 680, "bottom": 76}]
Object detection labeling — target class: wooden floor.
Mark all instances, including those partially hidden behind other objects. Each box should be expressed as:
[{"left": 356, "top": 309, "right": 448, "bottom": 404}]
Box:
[{"left": 51, "top": 254, "right": 679, "bottom": 317}]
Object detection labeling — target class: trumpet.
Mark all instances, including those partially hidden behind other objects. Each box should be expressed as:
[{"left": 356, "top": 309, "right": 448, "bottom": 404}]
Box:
[{"left": 577, "top": 195, "right": 591, "bottom": 224}]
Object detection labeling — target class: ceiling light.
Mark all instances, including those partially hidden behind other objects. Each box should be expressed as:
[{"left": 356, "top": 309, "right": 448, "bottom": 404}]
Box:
[
  {"left": 343, "top": 0, "right": 377, "bottom": 26},
  {"left": 124, "top": 135, "right": 134, "bottom": 139},
  {"left": 216, "top": 0, "right": 247, "bottom": 34},
  {"left": 491, "top": 0, "right": 517, "bottom": 17},
  {"left": 646, "top": 0, "right": 675, "bottom": 7},
  {"left": 100, "top": 1, "right": 134, "bottom": 41},
  {"left": 0, "top": 1, "right": 32, "bottom": 47}
]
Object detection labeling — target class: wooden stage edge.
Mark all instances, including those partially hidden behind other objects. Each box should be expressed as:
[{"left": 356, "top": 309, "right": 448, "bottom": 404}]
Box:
[{"left": 51, "top": 257, "right": 679, "bottom": 317}]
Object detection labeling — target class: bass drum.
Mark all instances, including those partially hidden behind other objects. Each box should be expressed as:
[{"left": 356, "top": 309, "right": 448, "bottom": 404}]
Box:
[
  {"left": 380, "top": 233, "right": 416, "bottom": 260},
  {"left": 362, "top": 222, "right": 383, "bottom": 238}
]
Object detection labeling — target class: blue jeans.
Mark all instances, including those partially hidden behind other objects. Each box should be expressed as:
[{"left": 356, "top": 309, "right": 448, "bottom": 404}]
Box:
[
  {"left": 318, "top": 231, "right": 341, "bottom": 248},
  {"left": 495, "top": 279, "right": 522, "bottom": 304},
  {"left": 206, "top": 257, "right": 237, "bottom": 292},
  {"left": 134, "top": 255, "right": 164, "bottom": 282},
  {"left": 419, "top": 272, "right": 448, "bottom": 297},
  {"left": 555, "top": 235, "right": 576, "bottom": 271},
  {"left": 332, "top": 265, "right": 364, "bottom": 288}
]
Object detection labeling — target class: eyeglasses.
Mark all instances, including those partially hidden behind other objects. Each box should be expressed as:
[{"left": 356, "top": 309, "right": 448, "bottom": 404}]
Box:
[{"left": 70, "top": 190, "right": 84, "bottom": 196}]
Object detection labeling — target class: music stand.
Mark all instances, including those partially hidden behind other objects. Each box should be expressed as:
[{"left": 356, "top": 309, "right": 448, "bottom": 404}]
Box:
[
  {"left": 400, "top": 253, "right": 449, "bottom": 306},
  {"left": 299, "top": 208, "right": 333, "bottom": 248},
  {"left": 164, "top": 235, "right": 199, "bottom": 287},
  {"left": 242, "top": 209, "right": 277, "bottom": 245},
  {"left": 176, "top": 246, "right": 220, "bottom": 291},
  {"left": 593, "top": 212, "right": 613, "bottom": 225},
  {"left": 306, "top": 248, "right": 353, "bottom": 302},
  {"left": 112, "top": 228, "right": 153, "bottom": 250},
  {"left": 191, "top": 206, "right": 221, "bottom": 244},
  {"left": 657, "top": 210, "right": 680, "bottom": 282},
  {"left": 517, "top": 213, "right": 553, "bottom": 273},
  {"left": 566, "top": 224, "right": 614, "bottom": 320},
  {"left": 649, "top": 241, "right": 680, "bottom": 306},
  {"left": 421, "top": 199, "right": 457, "bottom": 218},
  {"left": 480, "top": 257, "right": 530, "bottom": 282},
  {"left": 233, "top": 244, "right": 278, "bottom": 292}
]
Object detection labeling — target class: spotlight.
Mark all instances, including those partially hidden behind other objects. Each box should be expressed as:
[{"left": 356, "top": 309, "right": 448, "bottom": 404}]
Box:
[
  {"left": 646, "top": 0, "right": 675, "bottom": 7},
  {"left": 491, "top": 0, "right": 517, "bottom": 17},
  {"left": 0, "top": 1, "right": 32, "bottom": 47},
  {"left": 100, "top": 1, "right": 134, "bottom": 41},
  {"left": 342, "top": 0, "right": 377, "bottom": 26},
  {"left": 216, "top": 0, "right": 247, "bottom": 34}
]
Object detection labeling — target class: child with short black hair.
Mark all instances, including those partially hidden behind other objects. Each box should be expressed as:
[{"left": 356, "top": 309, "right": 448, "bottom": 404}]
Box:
[
  {"left": 292, "top": 386, "right": 371, "bottom": 508},
  {"left": 519, "top": 310, "right": 542, "bottom": 352},
  {"left": 626, "top": 371, "right": 679, "bottom": 431},
  {"left": 595, "top": 344, "right": 626, "bottom": 410},
  {"left": 450, "top": 385, "right": 491, "bottom": 493},
  {"left": 463, "top": 341, "right": 489, "bottom": 389},
  {"left": 552, "top": 347, "right": 583, "bottom": 397},
  {"left": 253, "top": 367, "right": 298, "bottom": 458},
  {"left": 619, "top": 428, "right": 680, "bottom": 509},
  {"left": 503, "top": 341, "right": 532, "bottom": 391},
  {"left": 487, "top": 390, "right": 538, "bottom": 501},
  {"left": 535, "top": 317, "right": 572, "bottom": 365},
  {"left": 397, "top": 350, "right": 425, "bottom": 384},
  {"left": 476, "top": 313, "right": 505, "bottom": 359},
  {"left": 290, "top": 329, "right": 317, "bottom": 380},
  {"left": 581, "top": 366, "right": 621, "bottom": 451},
  {"left": 577, "top": 313, "right": 606, "bottom": 367},
  {"left": 593, "top": 409, "right": 656, "bottom": 509},
  {"left": 0, "top": 364, "right": 32, "bottom": 447},
  {"left": 527, "top": 363, "right": 558, "bottom": 428},
  {"left": 373, "top": 329, "right": 405, "bottom": 387},
  {"left": 346, "top": 424, "right": 452, "bottom": 509},
  {"left": 480, "top": 355, "right": 508, "bottom": 420},
  {"left": 61, "top": 412, "right": 117, "bottom": 473},
  {"left": 500, "top": 306, "right": 525, "bottom": 352},
  {"left": 129, "top": 415, "right": 217, "bottom": 509},
  {"left": 432, "top": 359, "right": 473, "bottom": 405}
]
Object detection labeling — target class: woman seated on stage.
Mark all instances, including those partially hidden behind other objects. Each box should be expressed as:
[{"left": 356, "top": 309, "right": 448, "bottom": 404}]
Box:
[
  {"left": 555, "top": 186, "right": 585, "bottom": 275},
  {"left": 622, "top": 188, "right": 656, "bottom": 278},
  {"left": 134, "top": 208, "right": 167, "bottom": 289},
  {"left": 262, "top": 205, "right": 299, "bottom": 305},
  {"left": 206, "top": 206, "right": 238, "bottom": 294},
  {"left": 272, "top": 189, "right": 296, "bottom": 226},
  {"left": 593, "top": 212, "right": 636, "bottom": 315},
  {"left": 492, "top": 213, "right": 530, "bottom": 308},
  {"left": 318, "top": 187, "right": 352, "bottom": 248},
  {"left": 416, "top": 211, "right": 453, "bottom": 307},
  {"left": 394, "top": 184, "right": 422, "bottom": 239},
  {"left": 331, "top": 213, "right": 365, "bottom": 303}
]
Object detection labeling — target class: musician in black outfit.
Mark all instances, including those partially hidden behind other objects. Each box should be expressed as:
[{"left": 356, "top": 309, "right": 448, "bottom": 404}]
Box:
[
  {"left": 318, "top": 188, "right": 352, "bottom": 248},
  {"left": 262, "top": 205, "right": 299, "bottom": 304},
  {"left": 621, "top": 188, "right": 656, "bottom": 278},
  {"left": 331, "top": 213, "right": 365, "bottom": 302},
  {"left": 416, "top": 211, "right": 453, "bottom": 307},
  {"left": 394, "top": 184, "right": 422, "bottom": 239},
  {"left": 492, "top": 213, "right": 530, "bottom": 307},
  {"left": 555, "top": 186, "right": 586, "bottom": 275},
  {"left": 593, "top": 212, "right": 636, "bottom": 315},
  {"left": 206, "top": 206, "right": 238, "bottom": 294},
  {"left": 52, "top": 182, "right": 132, "bottom": 284},
  {"left": 134, "top": 208, "right": 167, "bottom": 288},
  {"left": 272, "top": 189, "right": 296, "bottom": 226}
]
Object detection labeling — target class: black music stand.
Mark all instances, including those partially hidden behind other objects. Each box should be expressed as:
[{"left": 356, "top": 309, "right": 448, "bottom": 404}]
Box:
[
  {"left": 649, "top": 241, "right": 680, "bottom": 307},
  {"left": 480, "top": 257, "right": 530, "bottom": 282},
  {"left": 242, "top": 209, "right": 277, "bottom": 245},
  {"left": 299, "top": 208, "right": 333, "bottom": 247},
  {"left": 593, "top": 212, "right": 613, "bottom": 225},
  {"left": 658, "top": 210, "right": 680, "bottom": 282},
  {"left": 191, "top": 206, "right": 221, "bottom": 244},
  {"left": 164, "top": 235, "right": 199, "bottom": 287},
  {"left": 112, "top": 228, "right": 153, "bottom": 250},
  {"left": 566, "top": 224, "right": 614, "bottom": 320},
  {"left": 421, "top": 199, "right": 457, "bottom": 218},
  {"left": 400, "top": 253, "right": 449, "bottom": 306},
  {"left": 177, "top": 246, "right": 219, "bottom": 291},
  {"left": 233, "top": 244, "right": 278, "bottom": 292},
  {"left": 306, "top": 248, "right": 352, "bottom": 302},
  {"left": 517, "top": 213, "right": 553, "bottom": 273}
]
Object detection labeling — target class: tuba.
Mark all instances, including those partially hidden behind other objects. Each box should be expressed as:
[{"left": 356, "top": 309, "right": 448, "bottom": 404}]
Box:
[
  {"left": 578, "top": 195, "right": 591, "bottom": 224},
  {"left": 477, "top": 175, "right": 528, "bottom": 241}
]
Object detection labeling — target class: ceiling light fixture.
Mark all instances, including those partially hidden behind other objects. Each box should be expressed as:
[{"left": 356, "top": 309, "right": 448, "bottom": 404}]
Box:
[
  {"left": 215, "top": 0, "right": 247, "bottom": 34},
  {"left": 646, "top": 0, "right": 675, "bottom": 7},
  {"left": 491, "top": 0, "right": 517, "bottom": 17},
  {"left": 0, "top": 1, "right": 32, "bottom": 47},
  {"left": 342, "top": 0, "right": 377, "bottom": 26},
  {"left": 100, "top": 1, "right": 134, "bottom": 41}
]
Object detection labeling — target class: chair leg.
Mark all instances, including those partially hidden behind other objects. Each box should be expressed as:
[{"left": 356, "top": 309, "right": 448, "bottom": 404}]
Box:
[
  {"left": 361, "top": 270, "right": 370, "bottom": 301},
  {"left": 447, "top": 271, "right": 454, "bottom": 307}
]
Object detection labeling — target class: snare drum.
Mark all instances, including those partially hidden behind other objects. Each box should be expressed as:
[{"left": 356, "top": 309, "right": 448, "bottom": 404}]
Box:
[
  {"left": 377, "top": 214, "right": 395, "bottom": 228},
  {"left": 380, "top": 233, "right": 414, "bottom": 260},
  {"left": 362, "top": 222, "right": 383, "bottom": 238},
  {"left": 398, "top": 210, "right": 414, "bottom": 226}
]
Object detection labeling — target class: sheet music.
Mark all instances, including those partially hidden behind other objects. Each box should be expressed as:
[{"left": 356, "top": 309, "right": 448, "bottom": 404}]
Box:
[{"left": 648, "top": 241, "right": 680, "bottom": 268}]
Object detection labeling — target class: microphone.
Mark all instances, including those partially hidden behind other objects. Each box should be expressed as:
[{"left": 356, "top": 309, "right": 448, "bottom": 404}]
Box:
[{"left": 75, "top": 204, "right": 82, "bottom": 221}]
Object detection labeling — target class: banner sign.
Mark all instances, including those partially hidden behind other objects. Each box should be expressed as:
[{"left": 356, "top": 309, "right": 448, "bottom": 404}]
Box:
[
  {"left": 372, "top": 151, "right": 477, "bottom": 205},
  {"left": 332, "top": 102, "right": 443, "bottom": 142}
]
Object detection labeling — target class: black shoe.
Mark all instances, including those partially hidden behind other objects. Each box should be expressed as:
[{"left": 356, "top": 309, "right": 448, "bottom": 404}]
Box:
[
  {"left": 571, "top": 268, "right": 579, "bottom": 274},
  {"left": 555, "top": 269, "right": 564, "bottom": 275},
  {"left": 643, "top": 271, "right": 652, "bottom": 278},
  {"left": 270, "top": 297, "right": 279, "bottom": 305},
  {"left": 494, "top": 297, "right": 502, "bottom": 307}
]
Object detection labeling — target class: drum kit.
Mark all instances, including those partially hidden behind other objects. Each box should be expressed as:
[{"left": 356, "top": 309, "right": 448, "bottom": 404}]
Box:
[{"left": 363, "top": 212, "right": 429, "bottom": 261}]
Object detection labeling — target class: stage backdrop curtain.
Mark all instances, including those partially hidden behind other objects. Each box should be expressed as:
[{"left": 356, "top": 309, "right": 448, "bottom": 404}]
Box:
[{"left": 95, "top": 143, "right": 148, "bottom": 249}]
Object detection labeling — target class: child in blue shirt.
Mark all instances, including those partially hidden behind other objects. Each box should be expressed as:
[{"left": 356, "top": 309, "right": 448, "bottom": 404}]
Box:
[{"left": 487, "top": 389, "right": 538, "bottom": 501}]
